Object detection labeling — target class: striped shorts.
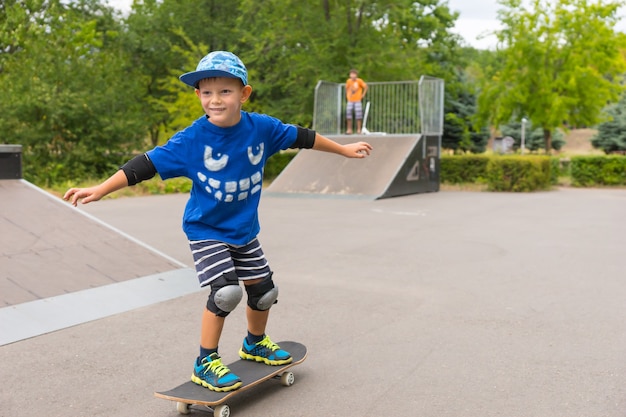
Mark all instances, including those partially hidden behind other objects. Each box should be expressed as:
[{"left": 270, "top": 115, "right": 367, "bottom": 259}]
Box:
[
  {"left": 346, "top": 101, "right": 363, "bottom": 120},
  {"left": 189, "top": 238, "right": 271, "bottom": 287}
]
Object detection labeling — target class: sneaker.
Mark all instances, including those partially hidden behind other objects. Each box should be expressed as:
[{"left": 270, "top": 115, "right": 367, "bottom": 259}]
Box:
[
  {"left": 191, "top": 353, "right": 242, "bottom": 392},
  {"left": 239, "top": 335, "right": 292, "bottom": 365}
]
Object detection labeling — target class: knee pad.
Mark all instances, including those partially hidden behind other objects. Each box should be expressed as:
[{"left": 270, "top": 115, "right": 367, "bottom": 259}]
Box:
[
  {"left": 207, "top": 271, "right": 243, "bottom": 317},
  {"left": 245, "top": 273, "right": 279, "bottom": 311}
]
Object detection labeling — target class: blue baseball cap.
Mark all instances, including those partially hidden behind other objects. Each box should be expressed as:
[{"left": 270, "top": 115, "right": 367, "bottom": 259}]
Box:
[{"left": 179, "top": 51, "right": 248, "bottom": 88}]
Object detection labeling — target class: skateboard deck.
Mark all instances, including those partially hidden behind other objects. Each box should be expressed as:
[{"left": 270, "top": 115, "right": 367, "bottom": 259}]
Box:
[{"left": 155, "top": 341, "right": 307, "bottom": 416}]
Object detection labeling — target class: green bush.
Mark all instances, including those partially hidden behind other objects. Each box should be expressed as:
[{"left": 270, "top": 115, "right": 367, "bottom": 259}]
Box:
[
  {"left": 549, "top": 157, "right": 559, "bottom": 185},
  {"left": 485, "top": 156, "right": 552, "bottom": 192},
  {"left": 440, "top": 155, "right": 490, "bottom": 184},
  {"left": 442, "top": 154, "right": 552, "bottom": 191},
  {"left": 550, "top": 157, "right": 574, "bottom": 185},
  {"left": 570, "top": 156, "right": 626, "bottom": 186}
]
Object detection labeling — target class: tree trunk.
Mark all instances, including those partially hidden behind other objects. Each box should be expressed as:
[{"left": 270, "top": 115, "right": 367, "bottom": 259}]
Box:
[
  {"left": 543, "top": 128, "right": 552, "bottom": 154},
  {"left": 346, "top": 0, "right": 353, "bottom": 39},
  {"left": 150, "top": 127, "right": 160, "bottom": 148},
  {"left": 323, "top": 0, "right": 330, "bottom": 21}
]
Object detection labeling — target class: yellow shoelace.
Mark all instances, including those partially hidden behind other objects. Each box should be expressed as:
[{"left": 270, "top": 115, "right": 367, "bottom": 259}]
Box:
[
  {"left": 258, "top": 336, "right": 280, "bottom": 351},
  {"left": 205, "top": 357, "right": 231, "bottom": 377}
]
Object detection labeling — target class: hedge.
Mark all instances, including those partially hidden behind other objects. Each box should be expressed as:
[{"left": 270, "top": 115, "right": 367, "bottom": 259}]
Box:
[
  {"left": 264, "top": 152, "right": 625, "bottom": 192},
  {"left": 440, "top": 155, "right": 490, "bottom": 184},
  {"left": 485, "top": 156, "right": 552, "bottom": 192},
  {"left": 441, "top": 155, "right": 552, "bottom": 191},
  {"left": 570, "top": 156, "right": 626, "bottom": 186}
]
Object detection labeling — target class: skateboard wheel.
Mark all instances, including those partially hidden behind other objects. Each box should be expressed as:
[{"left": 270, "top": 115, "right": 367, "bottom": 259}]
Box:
[
  {"left": 176, "top": 402, "right": 190, "bottom": 414},
  {"left": 214, "top": 404, "right": 230, "bottom": 417},
  {"left": 280, "top": 371, "right": 295, "bottom": 386}
]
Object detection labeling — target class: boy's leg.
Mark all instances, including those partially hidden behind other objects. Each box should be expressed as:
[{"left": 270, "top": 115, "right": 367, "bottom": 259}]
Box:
[
  {"left": 232, "top": 239, "right": 292, "bottom": 365},
  {"left": 189, "top": 240, "right": 243, "bottom": 392},
  {"left": 201, "top": 307, "right": 226, "bottom": 351},
  {"left": 192, "top": 308, "right": 242, "bottom": 392},
  {"left": 191, "top": 304, "right": 243, "bottom": 392},
  {"left": 355, "top": 101, "right": 363, "bottom": 134},
  {"left": 346, "top": 101, "right": 354, "bottom": 134},
  {"left": 238, "top": 276, "right": 291, "bottom": 365},
  {"left": 244, "top": 283, "right": 270, "bottom": 336}
]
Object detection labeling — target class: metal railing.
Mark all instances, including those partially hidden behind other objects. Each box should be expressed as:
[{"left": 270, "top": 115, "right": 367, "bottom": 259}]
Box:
[
  {"left": 418, "top": 76, "right": 444, "bottom": 136},
  {"left": 312, "top": 76, "right": 443, "bottom": 136},
  {"left": 312, "top": 81, "right": 343, "bottom": 135}
]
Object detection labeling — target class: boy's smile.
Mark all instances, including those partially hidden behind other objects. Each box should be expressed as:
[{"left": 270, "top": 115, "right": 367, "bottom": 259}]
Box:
[{"left": 196, "top": 77, "right": 252, "bottom": 128}]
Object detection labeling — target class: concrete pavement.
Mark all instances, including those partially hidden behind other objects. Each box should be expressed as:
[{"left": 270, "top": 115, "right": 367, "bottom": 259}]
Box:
[{"left": 1, "top": 187, "right": 625, "bottom": 417}]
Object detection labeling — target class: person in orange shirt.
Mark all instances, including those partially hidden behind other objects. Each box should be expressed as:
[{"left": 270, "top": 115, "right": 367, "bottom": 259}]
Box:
[{"left": 345, "top": 69, "right": 368, "bottom": 134}]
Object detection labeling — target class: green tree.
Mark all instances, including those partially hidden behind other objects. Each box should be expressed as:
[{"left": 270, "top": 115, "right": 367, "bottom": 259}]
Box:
[
  {"left": 476, "top": 0, "right": 626, "bottom": 152},
  {"left": 124, "top": 0, "right": 242, "bottom": 146},
  {"left": 156, "top": 0, "right": 240, "bottom": 50},
  {"left": 0, "top": 0, "right": 145, "bottom": 185},
  {"left": 124, "top": 0, "right": 183, "bottom": 147},
  {"left": 155, "top": 37, "right": 211, "bottom": 138},
  {"left": 129, "top": 0, "right": 466, "bottom": 140},
  {"left": 233, "top": 0, "right": 462, "bottom": 126},
  {"left": 591, "top": 96, "right": 626, "bottom": 153},
  {"left": 443, "top": 68, "right": 489, "bottom": 152},
  {"left": 0, "top": 0, "right": 476, "bottom": 187}
]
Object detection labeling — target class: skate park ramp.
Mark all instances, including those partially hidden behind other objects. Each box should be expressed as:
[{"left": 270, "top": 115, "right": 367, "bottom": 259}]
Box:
[
  {"left": 0, "top": 179, "right": 198, "bottom": 345},
  {"left": 265, "top": 134, "right": 439, "bottom": 199}
]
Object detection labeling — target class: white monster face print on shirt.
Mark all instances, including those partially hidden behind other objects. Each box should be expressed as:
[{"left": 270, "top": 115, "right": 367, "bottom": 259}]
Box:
[{"left": 196, "top": 143, "right": 265, "bottom": 203}]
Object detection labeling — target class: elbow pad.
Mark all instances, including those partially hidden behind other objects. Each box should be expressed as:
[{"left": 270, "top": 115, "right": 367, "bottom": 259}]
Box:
[
  {"left": 120, "top": 154, "right": 157, "bottom": 186},
  {"left": 289, "top": 127, "right": 316, "bottom": 149}
]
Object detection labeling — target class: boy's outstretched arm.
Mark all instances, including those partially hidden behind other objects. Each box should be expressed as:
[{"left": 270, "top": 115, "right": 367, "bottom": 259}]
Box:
[
  {"left": 312, "top": 133, "right": 372, "bottom": 158},
  {"left": 63, "top": 169, "right": 129, "bottom": 206}
]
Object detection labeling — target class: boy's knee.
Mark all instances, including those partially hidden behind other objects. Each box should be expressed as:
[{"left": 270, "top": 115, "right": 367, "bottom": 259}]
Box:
[
  {"left": 245, "top": 273, "right": 279, "bottom": 311},
  {"left": 207, "top": 271, "right": 243, "bottom": 317}
]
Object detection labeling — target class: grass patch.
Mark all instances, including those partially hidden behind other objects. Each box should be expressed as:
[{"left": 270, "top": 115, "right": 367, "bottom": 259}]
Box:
[
  {"left": 440, "top": 182, "right": 489, "bottom": 192},
  {"left": 46, "top": 176, "right": 192, "bottom": 200}
]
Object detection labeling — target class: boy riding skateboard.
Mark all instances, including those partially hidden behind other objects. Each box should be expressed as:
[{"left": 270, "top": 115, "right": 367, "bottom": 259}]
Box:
[{"left": 64, "top": 51, "right": 372, "bottom": 392}]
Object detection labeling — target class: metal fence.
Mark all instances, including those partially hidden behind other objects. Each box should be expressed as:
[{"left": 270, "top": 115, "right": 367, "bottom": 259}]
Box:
[
  {"left": 418, "top": 75, "right": 444, "bottom": 136},
  {"left": 312, "top": 76, "right": 444, "bottom": 136},
  {"left": 312, "top": 81, "right": 343, "bottom": 135}
]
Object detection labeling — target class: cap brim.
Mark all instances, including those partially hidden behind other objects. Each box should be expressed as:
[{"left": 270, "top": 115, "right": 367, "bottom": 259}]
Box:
[{"left": 179, "top": 70, "right": 242, "bottom": 88}]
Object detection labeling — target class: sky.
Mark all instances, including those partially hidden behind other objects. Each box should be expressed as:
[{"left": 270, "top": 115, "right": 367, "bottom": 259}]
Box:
[
  {"left": 446, "top": 0, "right": 502, "bottom": 49},
  {"left": 447, "top": 0, "right": 626, "bottom": 49},
  {"left": 105, "top": 0, "right": 625, "bottom": 50}
]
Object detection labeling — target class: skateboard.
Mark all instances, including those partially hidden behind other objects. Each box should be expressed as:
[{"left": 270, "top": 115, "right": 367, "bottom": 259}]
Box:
[{"left": 155, "top": 341, "right": 307, "bottom": 416}]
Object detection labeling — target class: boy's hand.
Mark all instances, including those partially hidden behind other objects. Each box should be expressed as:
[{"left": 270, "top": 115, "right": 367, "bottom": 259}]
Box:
[
  {"left": 63, "top": 170, "right": 129, "bottom": 206},
  {"left": 63, "top": 186, "right": 104, "bottom": 207},
  {"left": 343, "top": 141, "right": 372, "bottom": 158},
  {"left": 311, "top": 134, "right": 372, "bottom": 158}
]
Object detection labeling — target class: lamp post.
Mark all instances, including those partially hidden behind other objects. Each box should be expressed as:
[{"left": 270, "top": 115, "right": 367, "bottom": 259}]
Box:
[{"left": 521, "top": 118, "right": 528, "bottom": 155}]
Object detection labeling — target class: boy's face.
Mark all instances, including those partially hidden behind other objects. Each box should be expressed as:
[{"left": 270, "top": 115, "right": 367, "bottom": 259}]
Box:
[
  {"left": 195, "top": 77, "right": 252, "bottom": 128},
  {"left": 349, "top": 71, "right": 358, "bottom": 80}
]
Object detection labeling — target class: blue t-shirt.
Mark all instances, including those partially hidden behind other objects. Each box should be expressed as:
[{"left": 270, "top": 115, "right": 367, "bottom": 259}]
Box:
[{"left": 147, "top": 111, "right": 297, "bottom": 245}]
